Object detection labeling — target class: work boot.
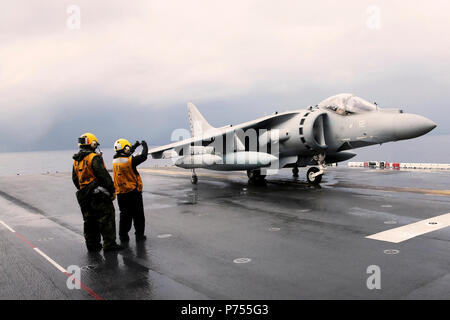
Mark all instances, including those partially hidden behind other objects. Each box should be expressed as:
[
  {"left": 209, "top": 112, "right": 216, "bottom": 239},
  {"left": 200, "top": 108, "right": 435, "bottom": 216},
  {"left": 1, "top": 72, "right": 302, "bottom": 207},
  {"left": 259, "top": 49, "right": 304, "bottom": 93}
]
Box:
[
  {"left": 103, "top": 243, "right": 125, "bottom": 252},
  {"left": 120, "top": 235, "right": 130, "bottom": 243},
  {"left": 136, "top": 235, "right": 147, "bottom": 242},
  {"left": 86, "top": 243, "right": 102, "bottom": 253}
]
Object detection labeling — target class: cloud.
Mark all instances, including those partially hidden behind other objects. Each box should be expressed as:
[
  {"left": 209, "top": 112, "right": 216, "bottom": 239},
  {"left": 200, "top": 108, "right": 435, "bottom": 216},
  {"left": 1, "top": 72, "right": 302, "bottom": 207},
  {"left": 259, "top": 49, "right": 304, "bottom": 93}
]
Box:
[{"left": 1, "top": 0, "right": 450, "bottom": 151}]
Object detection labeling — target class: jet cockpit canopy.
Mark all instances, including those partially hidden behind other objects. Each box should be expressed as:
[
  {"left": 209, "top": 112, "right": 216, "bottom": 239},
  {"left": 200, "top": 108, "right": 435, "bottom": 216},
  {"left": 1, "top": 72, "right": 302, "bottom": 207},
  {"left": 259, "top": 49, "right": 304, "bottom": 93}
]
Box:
[{"left": 318, "top": 94, "right": 378, "bottom": 115}]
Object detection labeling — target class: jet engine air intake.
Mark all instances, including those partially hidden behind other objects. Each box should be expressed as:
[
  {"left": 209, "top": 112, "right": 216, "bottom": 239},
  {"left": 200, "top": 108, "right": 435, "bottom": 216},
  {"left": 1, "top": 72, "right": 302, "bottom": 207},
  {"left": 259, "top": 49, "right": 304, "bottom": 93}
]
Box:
[{"left": 298, "top": 111, "right": 328, "bottom": 151}]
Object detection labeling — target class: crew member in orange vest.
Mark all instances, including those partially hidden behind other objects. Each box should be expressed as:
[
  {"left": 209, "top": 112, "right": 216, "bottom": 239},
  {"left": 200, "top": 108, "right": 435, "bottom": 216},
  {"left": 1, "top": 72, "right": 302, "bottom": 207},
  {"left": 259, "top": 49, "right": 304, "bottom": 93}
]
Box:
[
  {"left": 112, "top": 139, "right": 148, "bottom": 243},
  {"left": 72, "top": 133, "right": 123, "bottom": 252}
]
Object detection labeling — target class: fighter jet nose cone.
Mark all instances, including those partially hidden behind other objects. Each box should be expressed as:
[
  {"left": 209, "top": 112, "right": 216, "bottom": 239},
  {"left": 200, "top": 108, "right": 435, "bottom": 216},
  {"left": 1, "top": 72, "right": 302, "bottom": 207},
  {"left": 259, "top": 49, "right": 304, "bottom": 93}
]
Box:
[
  {"left": 428, "top": 120, "right": 437, "bottom": 131},
  {"left": 395, "top": 114, "right": 437, "bottom": 140},
  {"left": 417, "top": 117, "right": 437, "bottom": 135}
]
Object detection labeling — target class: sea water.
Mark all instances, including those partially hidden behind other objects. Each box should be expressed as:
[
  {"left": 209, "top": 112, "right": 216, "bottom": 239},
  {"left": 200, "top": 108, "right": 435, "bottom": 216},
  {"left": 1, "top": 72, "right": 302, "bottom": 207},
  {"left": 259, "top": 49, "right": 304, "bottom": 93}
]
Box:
[
  {"left": 0, "top": 135, "right": 449, "bottom": 176},
  {"left": 0, "top": 148, "right": 172, "bottom": 176}
]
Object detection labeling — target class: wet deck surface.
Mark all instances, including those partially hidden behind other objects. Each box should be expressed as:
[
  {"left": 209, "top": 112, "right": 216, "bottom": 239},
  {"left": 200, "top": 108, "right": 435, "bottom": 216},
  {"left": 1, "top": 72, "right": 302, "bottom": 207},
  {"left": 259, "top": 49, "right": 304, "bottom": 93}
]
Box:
[{"left": 0, "top": 167, "right": 449, "bottom": 299}]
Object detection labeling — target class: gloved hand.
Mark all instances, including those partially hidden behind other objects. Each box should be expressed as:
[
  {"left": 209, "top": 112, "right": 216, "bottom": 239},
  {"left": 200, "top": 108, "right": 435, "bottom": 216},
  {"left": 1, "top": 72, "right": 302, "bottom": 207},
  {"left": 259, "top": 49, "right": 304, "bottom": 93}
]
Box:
[
  {"left": 133, "top": 141, "right": 141, "bottom": 148},
  {"left": 130, "top": 141, "right": 141, "bottom": 153}
]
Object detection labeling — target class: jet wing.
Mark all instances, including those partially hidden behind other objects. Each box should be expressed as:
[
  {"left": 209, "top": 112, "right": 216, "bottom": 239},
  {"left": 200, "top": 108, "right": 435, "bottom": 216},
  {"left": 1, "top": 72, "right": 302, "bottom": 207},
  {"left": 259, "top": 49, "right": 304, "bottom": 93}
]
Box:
[{"left": 149, "top": 111, "right": 300, "bottom": 159}]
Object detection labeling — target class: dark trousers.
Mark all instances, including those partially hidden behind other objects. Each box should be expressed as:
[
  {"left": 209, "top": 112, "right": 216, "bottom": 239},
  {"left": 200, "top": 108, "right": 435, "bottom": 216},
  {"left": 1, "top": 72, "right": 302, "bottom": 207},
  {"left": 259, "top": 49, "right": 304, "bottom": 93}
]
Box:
[
  {"left": 78, "top": 193, "right": 117, "bottom": 250},
  {"left": 117, "top": 189, "right": 145, "bottom": 239}
]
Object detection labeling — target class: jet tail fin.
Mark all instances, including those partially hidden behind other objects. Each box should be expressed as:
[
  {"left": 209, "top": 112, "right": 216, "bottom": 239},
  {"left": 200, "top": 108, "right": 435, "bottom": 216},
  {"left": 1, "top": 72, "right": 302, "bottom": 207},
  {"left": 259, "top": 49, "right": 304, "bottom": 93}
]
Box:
[{"left": 187, "top": 102, "right": 215, "bottom": 137}]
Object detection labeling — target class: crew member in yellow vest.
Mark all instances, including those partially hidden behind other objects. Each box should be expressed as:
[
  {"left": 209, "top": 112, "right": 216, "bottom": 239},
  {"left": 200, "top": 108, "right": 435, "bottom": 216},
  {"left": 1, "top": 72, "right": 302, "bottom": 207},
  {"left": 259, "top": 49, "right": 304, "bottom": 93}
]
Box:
[
  {"left": 72, "top": 133, "right": 123, "bottom": 252},
  {"left": 113, "top": 138, "right": 148, "bottom": 243}
]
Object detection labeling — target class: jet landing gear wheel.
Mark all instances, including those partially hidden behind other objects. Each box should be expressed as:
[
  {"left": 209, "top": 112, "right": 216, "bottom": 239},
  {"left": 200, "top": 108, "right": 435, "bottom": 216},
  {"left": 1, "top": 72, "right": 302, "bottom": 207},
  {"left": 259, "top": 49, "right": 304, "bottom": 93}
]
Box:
[
  {"left": 307, "top": 167, "right": 322, "bottom": 184},
  {"left": 292, "top": 167, "right": 299, "bottom": 178},
  {"left": 191, "top": 169, "right": 198, "bottom": 184},
  {"left": 247, "top": 169, "right": 266, "bottom": 183}
]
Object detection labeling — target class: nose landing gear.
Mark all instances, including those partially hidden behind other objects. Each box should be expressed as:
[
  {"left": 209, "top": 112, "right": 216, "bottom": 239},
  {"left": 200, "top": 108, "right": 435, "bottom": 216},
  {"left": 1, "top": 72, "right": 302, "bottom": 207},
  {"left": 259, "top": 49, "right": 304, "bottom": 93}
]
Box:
[
  {"left": 307, "top": 154, "right": 326, "bottom": 184},
  {"left": 306, "top": 167, "right": 322, "bottom": 184}
]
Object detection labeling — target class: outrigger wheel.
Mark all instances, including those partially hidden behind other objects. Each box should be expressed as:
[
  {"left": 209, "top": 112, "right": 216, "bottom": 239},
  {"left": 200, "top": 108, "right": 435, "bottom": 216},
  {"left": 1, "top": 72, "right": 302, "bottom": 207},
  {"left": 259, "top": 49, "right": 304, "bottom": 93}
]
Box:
[
  {"left": 307, "top": 167, "right": 322, "bottom": 184},
  {"left": 191, "top": 169, "right": 198, "bottom": 184},
  {"left": 247, "top": 169, "right": 266, "bottom": 182}
]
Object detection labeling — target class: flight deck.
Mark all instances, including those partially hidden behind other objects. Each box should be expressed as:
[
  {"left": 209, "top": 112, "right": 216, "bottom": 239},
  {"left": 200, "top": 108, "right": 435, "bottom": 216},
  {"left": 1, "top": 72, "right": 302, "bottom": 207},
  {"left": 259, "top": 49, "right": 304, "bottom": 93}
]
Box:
[{"left": 0, "top": 167, "right": 449, "bottom": 299}]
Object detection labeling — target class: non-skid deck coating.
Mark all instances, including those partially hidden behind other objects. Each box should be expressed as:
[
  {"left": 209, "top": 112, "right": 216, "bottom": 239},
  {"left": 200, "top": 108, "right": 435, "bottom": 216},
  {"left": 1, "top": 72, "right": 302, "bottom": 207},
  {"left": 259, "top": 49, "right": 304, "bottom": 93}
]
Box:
[{"left": 0, "top": 166, "right": 449, "bottom": 299}]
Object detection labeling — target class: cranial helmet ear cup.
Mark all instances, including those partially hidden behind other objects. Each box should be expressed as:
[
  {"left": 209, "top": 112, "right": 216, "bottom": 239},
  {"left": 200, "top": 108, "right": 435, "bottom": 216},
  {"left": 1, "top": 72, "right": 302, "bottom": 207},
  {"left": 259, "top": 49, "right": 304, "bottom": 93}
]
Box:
[{"left": 114, "top": 139, "right": 131, "bottom": 152}]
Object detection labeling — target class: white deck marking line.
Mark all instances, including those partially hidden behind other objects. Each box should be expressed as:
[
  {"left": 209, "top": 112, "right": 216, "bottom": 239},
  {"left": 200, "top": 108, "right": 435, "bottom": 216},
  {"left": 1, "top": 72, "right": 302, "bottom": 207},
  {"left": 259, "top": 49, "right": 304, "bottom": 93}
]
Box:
[
  {"left": 366, "top": 213, "right": 450, "bottom": 243},
  {"left": 0, "top": 219, "right": 67, "bottom": 273},
  {"left": 0, "top": 220, "right": 16, "bottom": 233},
  {"left": 0, "top": 219, "right": 103, "bottom": 299},
  {"left": 33, "top": 248, "right": 68, "bottom": 273}
]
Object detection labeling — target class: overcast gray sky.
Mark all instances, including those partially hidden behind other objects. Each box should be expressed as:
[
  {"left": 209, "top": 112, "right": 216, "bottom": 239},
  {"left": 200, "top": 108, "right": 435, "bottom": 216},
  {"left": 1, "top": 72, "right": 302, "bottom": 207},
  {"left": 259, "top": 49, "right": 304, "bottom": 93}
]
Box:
[{"left": 1, "top": 0, "right": 449, "bottom": 152}]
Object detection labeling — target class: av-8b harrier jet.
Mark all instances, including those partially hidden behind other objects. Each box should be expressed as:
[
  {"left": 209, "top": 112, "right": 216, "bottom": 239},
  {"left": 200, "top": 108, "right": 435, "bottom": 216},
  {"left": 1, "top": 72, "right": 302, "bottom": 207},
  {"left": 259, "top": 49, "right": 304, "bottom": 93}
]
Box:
[{"left": 149, "top": 94, "right": 436, "bottom": 184}]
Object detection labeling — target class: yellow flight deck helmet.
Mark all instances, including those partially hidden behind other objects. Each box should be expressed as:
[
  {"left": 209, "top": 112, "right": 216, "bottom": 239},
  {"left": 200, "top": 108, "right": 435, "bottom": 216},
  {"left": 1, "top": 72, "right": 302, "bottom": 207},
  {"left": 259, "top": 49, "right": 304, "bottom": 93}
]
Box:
[
  {"left": 114, "top": 138, "right": 131, "bottom": 153},
  {"left": 78, "top": 133, "right": 99, "bottom": 149}
]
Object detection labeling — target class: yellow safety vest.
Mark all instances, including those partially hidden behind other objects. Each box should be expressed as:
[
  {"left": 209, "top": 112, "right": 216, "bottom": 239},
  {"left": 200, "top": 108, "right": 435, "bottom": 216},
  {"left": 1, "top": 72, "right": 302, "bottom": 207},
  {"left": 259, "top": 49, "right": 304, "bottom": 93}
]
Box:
[
  {"left": 73, "top": 153, "right": 98, "bottom": 189},
  {"left": 112, "top": 156, "right": 143, "bottom": 194}
]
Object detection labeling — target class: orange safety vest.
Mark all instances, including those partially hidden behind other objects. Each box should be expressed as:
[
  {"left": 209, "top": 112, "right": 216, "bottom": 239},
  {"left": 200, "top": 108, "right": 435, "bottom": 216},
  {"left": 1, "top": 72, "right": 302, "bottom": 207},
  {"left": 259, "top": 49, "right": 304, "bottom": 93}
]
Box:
[
  {"left": 112, "top": 156, "right": 143, "bottom": 194},
  {"left": 73, "top": 153, "right": 98, "bottom": 189}
]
